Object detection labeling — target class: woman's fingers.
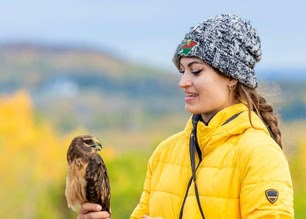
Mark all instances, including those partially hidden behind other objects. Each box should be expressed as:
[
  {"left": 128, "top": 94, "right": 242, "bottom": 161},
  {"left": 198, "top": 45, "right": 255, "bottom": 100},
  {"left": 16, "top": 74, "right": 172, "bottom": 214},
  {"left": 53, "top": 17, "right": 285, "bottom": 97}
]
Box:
[
  {"left": 78, "top": 203, "right": 110, "bottom": 219},
  {"left": 78, "top": 211, "right": 110, "bottom": 219},
  {"left": 79, "top": 203, "right": 102, "bottom": 214},
  {"left": 142, "top": 215, "right": 163, "bottom": 219}
]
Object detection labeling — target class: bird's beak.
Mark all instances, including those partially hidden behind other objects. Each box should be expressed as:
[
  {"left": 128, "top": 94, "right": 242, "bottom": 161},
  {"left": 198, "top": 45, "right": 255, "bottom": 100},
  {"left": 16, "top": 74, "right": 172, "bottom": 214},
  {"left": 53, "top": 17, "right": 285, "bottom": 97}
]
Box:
[{"left": 95, "top": 142, "right": 102, "bottom": 151}]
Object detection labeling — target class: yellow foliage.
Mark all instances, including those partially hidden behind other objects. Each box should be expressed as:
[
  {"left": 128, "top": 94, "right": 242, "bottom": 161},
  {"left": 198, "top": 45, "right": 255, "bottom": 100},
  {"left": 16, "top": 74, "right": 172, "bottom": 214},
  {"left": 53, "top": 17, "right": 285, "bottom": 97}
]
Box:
[
  {"left": 0, "top": 91, "right": 116, "bottom": 218},
  {"left": 0, "top": 90, "right": 305, "bottom": 218}
]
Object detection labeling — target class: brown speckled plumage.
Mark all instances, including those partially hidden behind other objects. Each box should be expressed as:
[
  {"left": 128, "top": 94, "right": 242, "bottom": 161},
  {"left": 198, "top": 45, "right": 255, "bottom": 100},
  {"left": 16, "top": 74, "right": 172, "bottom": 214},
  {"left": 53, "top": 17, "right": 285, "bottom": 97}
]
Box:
[{"left": 65, "top": 135, "right": 111, "bottom": 213}]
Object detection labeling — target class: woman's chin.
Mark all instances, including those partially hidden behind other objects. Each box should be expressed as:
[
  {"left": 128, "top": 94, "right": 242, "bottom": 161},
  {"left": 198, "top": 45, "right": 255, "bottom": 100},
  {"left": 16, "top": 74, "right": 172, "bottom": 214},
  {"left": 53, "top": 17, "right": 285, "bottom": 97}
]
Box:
[{"left": 185, "top": 105, "right": 204, "bottom": 114}]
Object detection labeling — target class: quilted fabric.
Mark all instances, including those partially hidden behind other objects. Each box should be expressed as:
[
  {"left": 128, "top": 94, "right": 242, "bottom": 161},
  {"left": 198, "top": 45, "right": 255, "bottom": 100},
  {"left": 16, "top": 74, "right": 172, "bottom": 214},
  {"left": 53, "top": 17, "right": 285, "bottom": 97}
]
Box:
[{"left": 131, "top": 103, "right": 293, "bottom": 219}]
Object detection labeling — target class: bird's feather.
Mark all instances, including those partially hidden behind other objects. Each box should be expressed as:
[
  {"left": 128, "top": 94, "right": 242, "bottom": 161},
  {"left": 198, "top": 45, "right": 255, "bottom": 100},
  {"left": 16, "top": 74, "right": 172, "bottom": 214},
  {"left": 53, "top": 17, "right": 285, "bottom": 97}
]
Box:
[
  {"left": 65, "top": 158, "right": 88, "bottom": 211},
  {"left": 85, "top": 153, "right": 111, "bottom": 212},
  {"left": 65, "top": 135, "right": 111, "bottom": 213}
]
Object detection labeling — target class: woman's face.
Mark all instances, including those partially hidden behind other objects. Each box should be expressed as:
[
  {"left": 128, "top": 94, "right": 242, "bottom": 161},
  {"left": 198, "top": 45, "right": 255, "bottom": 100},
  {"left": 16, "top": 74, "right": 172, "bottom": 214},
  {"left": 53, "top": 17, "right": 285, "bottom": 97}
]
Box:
[{"left": 178, "top": 57, "right": 237, "bottom": 122}]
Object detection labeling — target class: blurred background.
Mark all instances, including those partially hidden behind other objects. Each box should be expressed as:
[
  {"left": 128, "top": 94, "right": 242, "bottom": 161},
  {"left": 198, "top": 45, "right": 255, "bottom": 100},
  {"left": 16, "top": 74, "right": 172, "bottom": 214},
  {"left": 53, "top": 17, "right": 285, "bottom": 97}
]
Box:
[{"left": 0, "top": 0, "right": 305, "bottom": 218}]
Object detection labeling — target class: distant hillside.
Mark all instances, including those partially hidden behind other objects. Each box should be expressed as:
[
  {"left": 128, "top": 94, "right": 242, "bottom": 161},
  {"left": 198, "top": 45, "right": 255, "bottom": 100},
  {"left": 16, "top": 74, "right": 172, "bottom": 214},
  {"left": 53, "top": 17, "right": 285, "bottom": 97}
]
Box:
[
  {"left": 0, "top": 42, "right": 185, "bottom": 132},
  {"left": 0, "top": 42, "right": 174, "bottom": 78},
  {"left": 257, "top": 68, "right": 306, "bottom": 82},
  {"left": 0, "top": 42, "right": 181, "bottom": 95},
  {"left": 0, "top": 42, "right": 305, "bottom": 133}
]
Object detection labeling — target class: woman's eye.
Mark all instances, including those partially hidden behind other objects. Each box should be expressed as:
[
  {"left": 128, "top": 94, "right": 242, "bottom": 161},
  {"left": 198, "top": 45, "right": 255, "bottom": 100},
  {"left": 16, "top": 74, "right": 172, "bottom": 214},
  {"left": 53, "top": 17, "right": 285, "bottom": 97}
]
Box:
[
  {"left": 178, "top": 69, "right": 202, "bottom": 75},
  {"left": 191, "top": 70, "right": 202, "bottom": 75}
]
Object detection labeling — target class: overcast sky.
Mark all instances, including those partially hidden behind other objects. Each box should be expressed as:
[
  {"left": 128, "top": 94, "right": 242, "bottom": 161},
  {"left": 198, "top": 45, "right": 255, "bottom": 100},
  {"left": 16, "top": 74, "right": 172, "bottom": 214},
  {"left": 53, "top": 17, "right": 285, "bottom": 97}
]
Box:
[{"left": 1, "top": 0, "right": 305, "bottom": 72}]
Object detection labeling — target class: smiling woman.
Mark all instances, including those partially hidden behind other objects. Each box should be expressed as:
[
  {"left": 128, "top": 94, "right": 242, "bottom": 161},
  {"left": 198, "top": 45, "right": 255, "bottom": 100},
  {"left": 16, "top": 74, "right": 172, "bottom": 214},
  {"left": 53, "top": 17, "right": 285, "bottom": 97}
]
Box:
[
  {"left": 178, "top": 57, "right": 238, "bottom": 122},
  {"left": 75, "top": 13, "right": 294, "bottom": 219},
  {"left": 129, "top": 14, "right": 294, "bottom": 219}
]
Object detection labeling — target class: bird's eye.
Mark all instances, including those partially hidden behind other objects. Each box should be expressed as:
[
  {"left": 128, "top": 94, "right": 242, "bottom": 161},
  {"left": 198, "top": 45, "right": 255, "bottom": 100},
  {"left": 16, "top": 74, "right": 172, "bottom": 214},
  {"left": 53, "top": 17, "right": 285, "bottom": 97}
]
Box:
[{"left": 84, "top": 140, "right": 92, "bottom": 144}]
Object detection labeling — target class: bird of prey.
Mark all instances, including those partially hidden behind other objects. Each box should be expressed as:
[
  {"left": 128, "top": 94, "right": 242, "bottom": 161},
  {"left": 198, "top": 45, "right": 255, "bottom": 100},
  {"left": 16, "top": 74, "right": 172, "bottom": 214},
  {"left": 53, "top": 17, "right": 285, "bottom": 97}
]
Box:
[{"left": 65, "top": 135, "right": 111, "bottom": 213}]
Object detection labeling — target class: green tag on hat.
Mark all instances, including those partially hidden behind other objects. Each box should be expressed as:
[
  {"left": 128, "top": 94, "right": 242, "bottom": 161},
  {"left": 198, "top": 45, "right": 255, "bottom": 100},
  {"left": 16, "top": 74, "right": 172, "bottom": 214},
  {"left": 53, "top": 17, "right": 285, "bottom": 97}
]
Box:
[{"left": 180, "top": 39, "right": 198, "bottom": 55}]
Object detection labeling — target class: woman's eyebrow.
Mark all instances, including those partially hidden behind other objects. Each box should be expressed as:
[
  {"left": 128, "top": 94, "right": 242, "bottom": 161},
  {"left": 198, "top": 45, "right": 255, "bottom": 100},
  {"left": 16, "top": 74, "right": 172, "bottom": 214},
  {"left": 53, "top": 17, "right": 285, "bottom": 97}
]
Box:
[{"left": 180, "top": 61, "right": 204, "bottom": 68}]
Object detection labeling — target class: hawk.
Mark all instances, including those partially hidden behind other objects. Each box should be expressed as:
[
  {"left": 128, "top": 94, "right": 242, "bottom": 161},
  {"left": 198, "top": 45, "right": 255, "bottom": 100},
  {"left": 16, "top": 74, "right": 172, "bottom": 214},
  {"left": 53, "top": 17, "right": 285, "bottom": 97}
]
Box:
[{"left": 65, "top": 135, "right": 111, "bottom": 214}]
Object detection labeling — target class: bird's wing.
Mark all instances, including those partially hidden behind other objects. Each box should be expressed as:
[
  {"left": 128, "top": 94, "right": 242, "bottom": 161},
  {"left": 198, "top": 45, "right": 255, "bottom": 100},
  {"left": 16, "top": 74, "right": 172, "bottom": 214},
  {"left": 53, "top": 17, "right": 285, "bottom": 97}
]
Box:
[{"left": 85, "top": 153, "right": 111, "bottom": 212}]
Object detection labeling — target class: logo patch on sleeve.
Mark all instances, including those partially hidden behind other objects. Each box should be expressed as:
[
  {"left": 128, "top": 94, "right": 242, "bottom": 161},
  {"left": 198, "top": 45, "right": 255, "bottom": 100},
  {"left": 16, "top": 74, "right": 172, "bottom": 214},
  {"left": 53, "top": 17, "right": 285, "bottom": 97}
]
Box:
[{"left": 265, "top": 189, "right": 279, "bottom": 204}]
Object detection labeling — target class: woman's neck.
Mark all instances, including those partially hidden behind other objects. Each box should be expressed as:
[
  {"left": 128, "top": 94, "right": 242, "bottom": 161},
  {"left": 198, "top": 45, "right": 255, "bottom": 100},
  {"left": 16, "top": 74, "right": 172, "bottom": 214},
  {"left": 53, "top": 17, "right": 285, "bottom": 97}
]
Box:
[{"left": 200, "top": 101, "right": 239, "bottom": 125}]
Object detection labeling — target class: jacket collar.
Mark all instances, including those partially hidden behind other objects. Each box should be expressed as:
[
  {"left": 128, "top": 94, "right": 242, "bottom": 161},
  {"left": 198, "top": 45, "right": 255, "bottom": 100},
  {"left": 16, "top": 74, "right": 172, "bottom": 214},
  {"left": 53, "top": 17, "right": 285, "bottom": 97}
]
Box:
[{"left": 184, "top": 103, "right": 270, "bottom": 156}]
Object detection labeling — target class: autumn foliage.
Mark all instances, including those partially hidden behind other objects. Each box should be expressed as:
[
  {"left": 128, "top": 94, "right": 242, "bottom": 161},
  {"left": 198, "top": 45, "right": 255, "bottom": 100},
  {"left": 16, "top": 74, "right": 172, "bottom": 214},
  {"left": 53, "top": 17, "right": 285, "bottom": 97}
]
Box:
[{"left": 0, "top": 91, "right": 305, "bottom": 218}]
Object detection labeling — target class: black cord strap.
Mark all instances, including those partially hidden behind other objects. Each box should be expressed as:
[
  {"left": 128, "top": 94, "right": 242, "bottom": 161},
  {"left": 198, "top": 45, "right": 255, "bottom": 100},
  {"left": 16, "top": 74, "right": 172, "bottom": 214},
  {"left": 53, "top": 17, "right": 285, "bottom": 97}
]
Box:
[
  {"left": 179, "top": 112, "right": 245, "bottom": 219},
  {"left": 178, "top": 162, "right": 201, "bottom": 219},
  {"left": 179, "top": 114, "right": 205, "bottom": 219},
  {"left": 191, "top": 137, "right": 205, "bottom": 219}
]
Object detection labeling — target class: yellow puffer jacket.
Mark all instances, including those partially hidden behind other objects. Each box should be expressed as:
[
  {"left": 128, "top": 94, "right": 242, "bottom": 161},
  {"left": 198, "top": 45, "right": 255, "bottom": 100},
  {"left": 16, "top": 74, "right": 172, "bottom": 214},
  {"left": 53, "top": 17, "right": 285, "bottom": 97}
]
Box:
[{"left": 131, "top": 103, "right": 294, "bottom": 219}]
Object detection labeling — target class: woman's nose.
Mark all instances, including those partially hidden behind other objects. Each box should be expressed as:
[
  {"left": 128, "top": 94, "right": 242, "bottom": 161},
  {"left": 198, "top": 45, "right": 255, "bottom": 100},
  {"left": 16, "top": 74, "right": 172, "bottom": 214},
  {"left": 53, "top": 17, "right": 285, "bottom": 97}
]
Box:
[{"left": 178, "top": 72, "right": 192, "bottom": 89}]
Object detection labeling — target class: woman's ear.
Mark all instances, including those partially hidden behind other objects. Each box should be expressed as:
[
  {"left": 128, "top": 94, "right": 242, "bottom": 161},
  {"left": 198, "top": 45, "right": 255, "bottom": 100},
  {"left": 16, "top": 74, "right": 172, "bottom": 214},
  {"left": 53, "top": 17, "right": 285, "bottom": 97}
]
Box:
[{"left": 228, "top": 78, "right": 238, "bottom": 87}]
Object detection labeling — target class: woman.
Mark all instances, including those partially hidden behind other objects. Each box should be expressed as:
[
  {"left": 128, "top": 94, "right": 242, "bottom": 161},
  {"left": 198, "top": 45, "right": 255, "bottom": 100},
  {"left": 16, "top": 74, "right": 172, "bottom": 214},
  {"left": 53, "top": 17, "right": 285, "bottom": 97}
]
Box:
[{"left": 78, "top": 14, "right": 294, "bottom": 219}]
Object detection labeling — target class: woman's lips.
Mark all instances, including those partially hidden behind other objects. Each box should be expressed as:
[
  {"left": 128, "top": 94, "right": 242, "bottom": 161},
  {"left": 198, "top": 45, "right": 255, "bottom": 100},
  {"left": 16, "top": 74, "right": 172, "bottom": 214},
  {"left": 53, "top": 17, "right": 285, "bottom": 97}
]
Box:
[{"left": 185, "top": 93, "right": 199, "bottom": 103}]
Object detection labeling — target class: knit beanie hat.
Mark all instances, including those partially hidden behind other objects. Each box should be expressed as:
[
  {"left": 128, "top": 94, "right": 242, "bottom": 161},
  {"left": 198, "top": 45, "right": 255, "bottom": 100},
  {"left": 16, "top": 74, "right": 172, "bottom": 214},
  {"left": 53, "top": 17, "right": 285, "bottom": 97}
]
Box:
[{"left": 173, "top": 14, "right": 262, "bottom": 88}]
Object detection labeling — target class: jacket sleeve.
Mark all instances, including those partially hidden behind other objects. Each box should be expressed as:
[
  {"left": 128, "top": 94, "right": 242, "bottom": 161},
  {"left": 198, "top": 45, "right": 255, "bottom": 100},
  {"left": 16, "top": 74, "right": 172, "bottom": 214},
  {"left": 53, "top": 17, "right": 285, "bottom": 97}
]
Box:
[
  {"left": 130, "top": 153, "right": 155, "bottom": 218},
  {"left": 239, "top": 143, "right": 294, "bottom": 218}
]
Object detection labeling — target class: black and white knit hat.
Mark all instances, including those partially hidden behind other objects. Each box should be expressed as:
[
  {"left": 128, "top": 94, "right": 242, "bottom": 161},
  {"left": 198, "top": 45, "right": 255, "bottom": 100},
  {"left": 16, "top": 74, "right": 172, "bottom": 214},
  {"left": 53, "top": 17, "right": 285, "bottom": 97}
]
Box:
[{"left": 173, "top": 14, "right": 262, "bottom": 88}]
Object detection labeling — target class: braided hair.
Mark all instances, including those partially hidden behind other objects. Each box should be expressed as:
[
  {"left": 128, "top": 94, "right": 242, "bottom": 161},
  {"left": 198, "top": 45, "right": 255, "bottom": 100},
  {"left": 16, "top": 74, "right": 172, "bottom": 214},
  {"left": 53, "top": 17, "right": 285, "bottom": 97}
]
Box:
[{"left": 232, "top": 83, "right": 283, "bottom": 148}]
